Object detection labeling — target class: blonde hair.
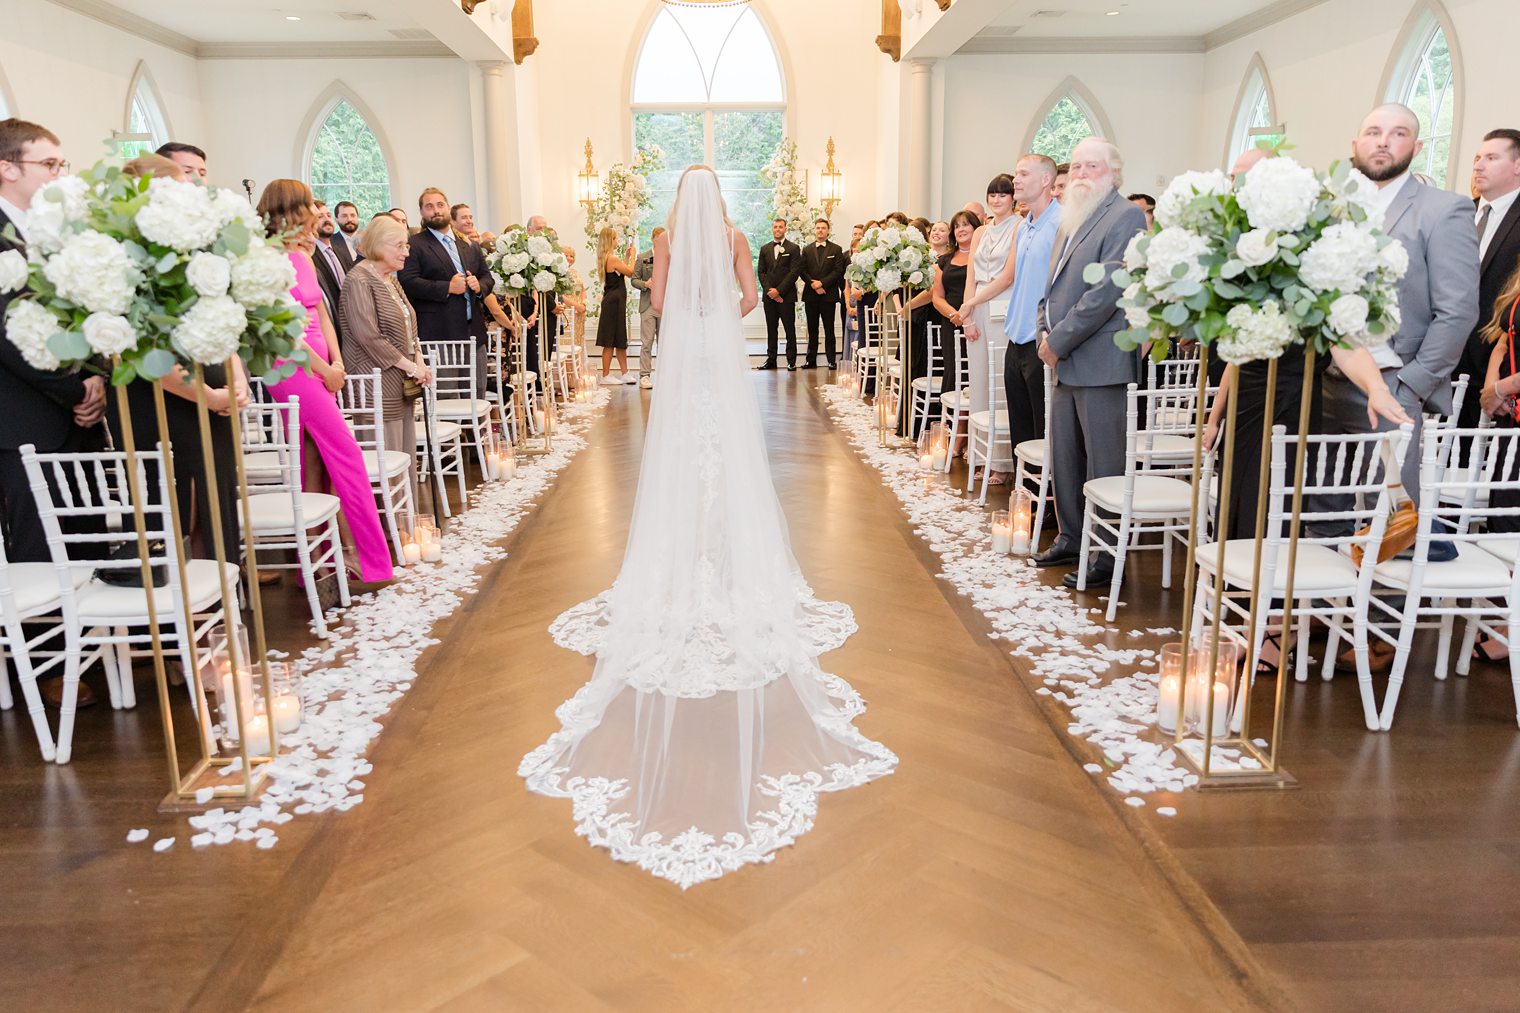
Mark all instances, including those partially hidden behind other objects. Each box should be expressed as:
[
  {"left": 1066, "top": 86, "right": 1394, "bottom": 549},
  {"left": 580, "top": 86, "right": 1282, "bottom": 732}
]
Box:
[
  {"left": 664, "top": 164, "right": 732, "bottom": 239},
  {"left": 1483, "top": 260, "right": 1520, "bottom": 345},
  {"left": 357, "top": 213, "right": 407, "bottom": 262},
  {"left": 596, "top": 227, "right": 618, "bottom": 274}
]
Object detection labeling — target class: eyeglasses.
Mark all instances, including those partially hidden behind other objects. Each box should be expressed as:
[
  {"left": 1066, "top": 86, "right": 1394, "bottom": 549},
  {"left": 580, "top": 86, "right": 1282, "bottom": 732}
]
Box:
[{"left": 13, "top": 158, "right": 70, "bottom": 176}]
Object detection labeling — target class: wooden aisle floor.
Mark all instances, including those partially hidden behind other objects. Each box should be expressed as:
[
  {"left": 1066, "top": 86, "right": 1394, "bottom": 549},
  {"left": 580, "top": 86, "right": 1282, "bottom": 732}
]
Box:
[{"left": 0, "top": 370, "right": 1280, "bottom": 1012}]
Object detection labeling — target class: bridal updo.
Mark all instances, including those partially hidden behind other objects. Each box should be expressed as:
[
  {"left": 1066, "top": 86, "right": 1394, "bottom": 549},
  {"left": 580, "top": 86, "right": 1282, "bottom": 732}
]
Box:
[{"left": 664, "top": 164, "right": 733, "bottom": 239}]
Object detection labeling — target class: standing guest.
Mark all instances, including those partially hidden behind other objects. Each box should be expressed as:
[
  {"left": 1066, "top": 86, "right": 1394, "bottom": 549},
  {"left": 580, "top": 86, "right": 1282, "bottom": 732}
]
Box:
[
  {"left": 1127, "top": 193, "right": 1156, "bottom": 228},
  {"left": 632, "top": 228, "right": 663, "bottom": 388},
  {"left": 450, "top": 203, "right": 482, "bottom": 246},
  {"left": 311, "top": 200, "right": 347, "bottom": 352},
  {"left": 259, "top": 179, "right": 393, "bottom": 583},
  {"left": 1031, "top": 138, "right": 1148, "bottom": 591},
  {"left": 594, "top": 227, "right": 637, "bottom": 385},
  {"left": 961, "top": 201, "right": 987, "bottom": 224},
  {"left": 884, "top": 211, "right": 910, "bottom": 227},
  {"left": 757, "top": 217, "right": 802, "bottom": 370},
  {"left": 0, "top": 118, "right": 106, "bottom": 708},
  {"left": 387, "top": 207, "right": 409, "bottom": 229},
  {"left": 1474, "top": 262, "right": 1520, "bottom": 660},
  {"left": 155, "top": 141, "right": 207, "bottom": 185},
  {"left": 400, "top": 187, "right": 495, "bottom": 396},
  {"left": 339, "top": 214, "right": 433, "bottom": 505},
  {"left": 928, "top": 221, "right": 951, "bottom": 258},
  {"left": 1052, "top": 162, "right": 1070, "bottom": 202},
  {"left": 843, "top": 225, "right": 866, "bottom": 363},
  {"left": 1455, "top": 129, "right": 1520, "bottom": 433},
  {"left": 1001, "top": 154, "right": 1062, "bottom": 471},
  {"left": 332, "top": 200, "right": 361, "bottom": 266},
  {"left": 556, "top": 244, "right": 588, "bottom": 384},
  {"left": 932, "top": 210, "right": 979, "bottom": 402},
  {"left": 800, "top": 218, "right": 845, "bottom": 369},
  {"left": 960, "top": 174, "right": 1022, "bottom": 484},
  {"left": 515, "top": 215, "right": 551, "bottom": 374}
]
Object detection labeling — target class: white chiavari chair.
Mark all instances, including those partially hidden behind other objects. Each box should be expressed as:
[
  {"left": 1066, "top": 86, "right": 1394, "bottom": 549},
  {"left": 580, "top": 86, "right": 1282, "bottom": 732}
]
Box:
[
  {"left": 908, "top": 321, "right": 945, "bottom": 440},
  {"left": 1013, "top": 364, "right": 1055, "bottom": 553},
  {"left": 338, "top": 370, "right": 415, "bottom": 565},
  {"left": 0, "top": 531, "right": 88, "bottom": 761},
  {"left": 852, "top": 302, "right": 885, "bottom": 401},
  {"left": 937, "top": 328, "right": 971, "bottom": 470},
  {"left": 966, "top": 329, "right": 1013, "bottom": 504},
  {"left": 426, "top": 339, "right": 495, "bottom": 473},
  {"left": 418, "top": 349, "right": 468, "bottom": 517}
]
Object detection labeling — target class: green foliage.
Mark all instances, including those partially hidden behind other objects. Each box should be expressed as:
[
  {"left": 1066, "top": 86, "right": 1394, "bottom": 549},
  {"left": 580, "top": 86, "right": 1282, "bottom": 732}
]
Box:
[
  {"left": 309, "top": 101, "right": 392, "bottom": 221},
  {"left": 1031, "top": 97, "right": 1095, "bottom": 165}
]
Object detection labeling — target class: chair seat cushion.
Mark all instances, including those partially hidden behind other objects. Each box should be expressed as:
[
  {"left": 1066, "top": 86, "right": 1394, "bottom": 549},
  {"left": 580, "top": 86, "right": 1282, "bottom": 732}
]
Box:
[
  {"left": 1145, "top": 433, "right": 1197, "bottom": 459},
  {"left": 363, "top": 449, "right": 412, "bottom": 481},
  {"left": 1196, "top": 540, "right": 1358, "bottom": 594},
  {"left": 76, "top": 560, "right": 239, "bottom": 623},
  {"left": 1015, "top": 439, "right": 1046, "bottom": 466},
  {"left": 1481, "top": 538, "right": 1518, "bottom": 565},
  {"left": 1084, "top": 474, "right": 1194, "bottom": 514},
  {"left": 4, "top": 563, "right": 90, "bottom": 617},
  {"left": 969, "top": 410, "right": 1009, "bottom": 432},
  {"left": 1375, "top": 542, "right": 1514, "bottom": 593},
  {"left": 243, "top": 492, "right": 341, "bottom": 532},
  {"left": 242, "top": 450, "right": 281, "bottom": 484},
  {"left": 910, "top": 377, "right": 939, "bottom": 392},
  {"left": 434, "top": 398, "right": 490, "bottom": 419},
  {"left": 938, "top": 390, "right": 970, "bottom": 410},
  {"left": 420, "top": 421, "right": 463, "bottom": 444}
]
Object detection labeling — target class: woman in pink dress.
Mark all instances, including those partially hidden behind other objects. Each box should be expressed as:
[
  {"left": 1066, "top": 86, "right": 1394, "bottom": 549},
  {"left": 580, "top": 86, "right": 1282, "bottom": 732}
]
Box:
[{"left": 257, "top": 180, "right": 393, "bottom": 582}]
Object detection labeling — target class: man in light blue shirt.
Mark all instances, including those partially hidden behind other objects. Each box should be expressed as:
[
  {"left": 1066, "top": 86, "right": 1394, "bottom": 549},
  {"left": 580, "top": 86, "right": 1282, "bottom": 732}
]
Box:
[{"left": 1002, "top": 154, "right": 1063, "bottom": 455}]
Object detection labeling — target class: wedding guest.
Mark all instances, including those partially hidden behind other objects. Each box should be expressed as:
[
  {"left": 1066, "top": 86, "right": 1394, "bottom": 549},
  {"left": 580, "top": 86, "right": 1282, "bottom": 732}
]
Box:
[
  {"left": 259, "top": 179, "right": 393, "bottom": 583},
  {"left": 1031, "top": 138, "right": 1147, "bottom": 591},
  {"left": 517, "top": 215, "right": 550, "bottom": 373},
  {"left": 1230, "top": 147, "right": 1270, "bottom": 180},
  {"left": 332, "top": 200, "right": 361, "bottom": 265},
  {"left": 843, "top": 226, "right": 865, "bottom": 362},
  {"left": 594, "top": 227, "right": 636, "bottom": 385},
  {"left": 853, "top": 221, "right": 883, "bottom": 375},
  {"left": 884, "top": 211, "right": 910, "bottom": 227},
  {"left": 757, "top": 217, "right": 802, "bottom": 370},
  {"left": 557, "top": 244, "right": 588, "bottom": 381},
  {"left": 800, "top": 218, "right": 845, "bottom": 369},
  {"left": 450, "top": 203, "right": 482, "bottom": 246},
  {"left": 907, "top": 216, "right": 932, "bottom": 236},
  {"left": 960, "top": 173, "right": 1021, "bottom": 484},
  {"left": 932, "top": 210, "right": 978, "bottom": 402},
  {"left": 962, "top": 201, "right": 987, "bottom": 223},
  {"left": 155, "top": 141, "right": 207, "bottom": 185},
  {"left": 311, "top": 200, "right": 347, "bottom": 351},
  {"left": 1052, "top": 162, "right": 1070, "bottom": 201},
  {"left": 400, "top": 187, "right": 494, "bottom": 395},
  {"left": 340, "top": 214, "right": 433, "bottom": 504},
  {"left": 928, "top": 221, "right": 951, "bottom": 258},
  {"left": 1127, "top": 193, "right": 1156, "bottom": 228},
  {"left": 526, "top": 215, "right": 548, "bottom": 235},
  {"left": 1474, "top": 261, "right": 1520, "bottom": 661},
  {"left": 387, "top": 207, "right": 409, "bottom": 229},
  {"left": 1455, "top": 129, "right": 1520, "bottom": 434},
  {"left": 1002, "top": 155, "right": 1062, "bottom": 471},
  {"left": 0, "top": 118, "right": 106, "bottom": 708},
  {"left": 632, "top": 227, "right": 663, "bottom": 388}
]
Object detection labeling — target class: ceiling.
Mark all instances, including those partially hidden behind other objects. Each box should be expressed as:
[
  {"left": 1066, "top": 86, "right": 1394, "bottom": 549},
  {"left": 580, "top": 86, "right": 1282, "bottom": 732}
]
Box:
[{"left": 984, "top": 0, "right": 1285, "bottom": 38}]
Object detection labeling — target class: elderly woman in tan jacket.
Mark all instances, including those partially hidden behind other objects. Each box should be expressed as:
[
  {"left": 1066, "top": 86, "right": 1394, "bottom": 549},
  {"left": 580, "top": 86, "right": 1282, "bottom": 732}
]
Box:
[{"left": 338, "top": 214, "right": 432, "bottom": 501}]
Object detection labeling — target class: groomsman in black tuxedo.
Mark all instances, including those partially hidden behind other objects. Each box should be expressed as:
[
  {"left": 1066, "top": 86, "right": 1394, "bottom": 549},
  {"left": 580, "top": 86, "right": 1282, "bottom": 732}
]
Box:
[
  {"left": 757, "top": 218, "right": 801, "bottom": 370},
  {"left": 799, "top": 217, "right": 845, "bottom": 369},
  {"left": 400, "top": 187, "right": 494, "bottom": 394},
  {"left": 311, "top": 200, "right": 347, "bottom": 351}
]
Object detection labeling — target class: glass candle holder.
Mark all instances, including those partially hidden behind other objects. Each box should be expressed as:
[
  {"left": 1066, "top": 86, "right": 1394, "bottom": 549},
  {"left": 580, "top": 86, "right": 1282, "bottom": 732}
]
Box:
[
  {"left": 1010, "top": 488, "right": 1034, "bottom": 556},
  {"left": 990, "top": 510, "right": 1013, "bottom": 554}
]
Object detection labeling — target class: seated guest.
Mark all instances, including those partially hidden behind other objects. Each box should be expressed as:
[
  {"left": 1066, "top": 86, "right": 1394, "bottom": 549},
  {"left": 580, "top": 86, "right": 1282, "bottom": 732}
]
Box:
[
  {"left": 258, "top": 179, "right": 393, "bottom": 583},
  {"left": 340, "top": 214, "right": 433, "bottom": 505},
  {"left": 155, "top": 141, "right": 208, "bottom": 185},
  {"left": 400, "top": 187, "right": 494, "bottom": 396}
]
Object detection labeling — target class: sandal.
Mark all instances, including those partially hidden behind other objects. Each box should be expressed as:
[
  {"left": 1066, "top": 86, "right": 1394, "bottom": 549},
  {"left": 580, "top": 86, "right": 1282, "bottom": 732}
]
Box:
[
  {"left": 1472, "top": 634, "right": 1509, "bottom": 665},
  {"left": 1255, "top": 633, "right": 1285, "bottom": 677}
]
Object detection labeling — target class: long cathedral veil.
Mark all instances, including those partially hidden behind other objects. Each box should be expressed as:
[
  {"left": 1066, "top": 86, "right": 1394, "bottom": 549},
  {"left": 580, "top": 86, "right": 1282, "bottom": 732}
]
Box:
[{"left": 519, "top": 167, "right": 897, "bottom": 889}]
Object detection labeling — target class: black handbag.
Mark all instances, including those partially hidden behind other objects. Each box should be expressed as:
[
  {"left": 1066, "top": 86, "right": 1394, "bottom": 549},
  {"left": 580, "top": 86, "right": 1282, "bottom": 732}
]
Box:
[{"left": 95, "top": 539, "right": 169, "bottom": 588}]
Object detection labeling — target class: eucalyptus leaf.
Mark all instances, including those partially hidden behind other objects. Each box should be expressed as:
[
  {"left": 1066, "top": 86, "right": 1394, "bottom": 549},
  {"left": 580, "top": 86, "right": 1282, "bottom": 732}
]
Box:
[
  {"left": 155, "top": 251, "right": 178, "bottom": 274},
  {"left": 1213, "top": 281, "right": 1244, "bottom": 300},
  {"left": 1161, "top": 302, "right": 1190, "bottom": 327},
  {"left": 138, "top": 348, "right": 178, "bottom": 379},
  {"left": 1082, "top": 262, "right": 1108, "bottom": 285},
  {"left": 1220, "top": 259, "right": 1246, "bottom": 279},
  {"left": 48, "top": 330, "right": 91, "bottom": 361},
  {"left": 1111, "top": 268, "right": 1133, "bottom": 288}
]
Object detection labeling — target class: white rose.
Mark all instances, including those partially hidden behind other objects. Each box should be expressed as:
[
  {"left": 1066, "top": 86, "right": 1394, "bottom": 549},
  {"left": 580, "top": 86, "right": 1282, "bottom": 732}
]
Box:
[
  {"left": 43, "top": 230, "right": 135, "bottom": 315},
  {"left": 1234, "top": 229, "right": 1277, "bottom": 268},
  {"left": 136, "top": 177, "right": 224, "bottom": 252},
  {"left": 0, "top": 249, "right": 28, "bottom": 292},
  {"left": 508, "top": 273, "right": 527, "bottom": 290},
  {"left": 1236, "top": 156, "right": 1322, "bottom": 233},
  {"left": 185, "top": 252, "right": 231, "bottom": 297},
  {"left": 1327, "top": 293, "right": 1370, "bottom": 339},
  {"left": 172, "top": 294, "right": 246, "bottom": 364},
  {"left": 4, "top": 298, "right": 63, "bottom": 370},
  {"left": 908, "top": 270, "right": 925, "bottom": 286},
  {"left": 1377, "top": 240, "right": 1409, "bottom": 281},
  {"left": 230, "top": 243, "right": 297, "bottom": 306},
  {"left": 81, "top": 311, "right": 138, "bottom": 355},
  {"left": 1154, "top": 169, "right": 1232, "bottom": 229},
  {"left": 1123, "top": 233, "right": 1148, "bottom": 271},
  {"left": 1299, "top": 222, "right": 1378, "bottom": 294}
]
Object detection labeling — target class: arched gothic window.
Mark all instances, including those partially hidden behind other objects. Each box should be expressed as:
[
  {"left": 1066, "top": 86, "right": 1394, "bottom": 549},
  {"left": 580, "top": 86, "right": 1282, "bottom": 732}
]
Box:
[
  {"left": 631, "top": 4, "right": 785, "bottom": 261},
  {"left": 1384, "top": 5, "right": 1459, "bottom": 189},
  {"left": 1023, "top": 80, "right": 1112, "bottom": 167},
  {"left": 1226, "top": 57, "right": 1282, "bottom": 167},
  {"left": 306, "top": 98, "right": 393, "bottom": 221},
  {"left": 117, "top": 64, "right": 170, "bottom": 159}
]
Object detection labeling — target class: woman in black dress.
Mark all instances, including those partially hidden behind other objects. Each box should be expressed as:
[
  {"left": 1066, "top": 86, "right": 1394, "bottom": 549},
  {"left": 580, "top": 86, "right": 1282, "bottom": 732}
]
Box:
[
  {"left": 594, "top": 226, "right": 636, "bottom": 385},
  {"left": 932, "top": 209, "right": 979, "bottom": 402},
  {"left": 1474, "top": 265, "right": 1520, "bottom": 661}
]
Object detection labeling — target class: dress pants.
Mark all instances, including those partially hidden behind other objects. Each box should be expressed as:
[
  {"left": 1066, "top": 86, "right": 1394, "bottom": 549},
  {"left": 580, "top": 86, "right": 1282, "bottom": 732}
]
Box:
[
  {"left": 1048, "top": 383, "right": 1128, "bottom": 551},
  {"left": 803, "top": 295, "right": 837, "bottom": 365},
  {"left": 1004, "top": 339, "right": 1046, "bottom": 452},
  {"left": 763, "top": 299, "right": 798, "bottom": 366},
  {"left": 638, "top": 307, "right": 660, "bottom": 376},
  {"left": 1311, "top": 369, "right": 1425, "bottom": 537},
  {"left": 0, "top": 425, "right": 107, "bottom": 564}
]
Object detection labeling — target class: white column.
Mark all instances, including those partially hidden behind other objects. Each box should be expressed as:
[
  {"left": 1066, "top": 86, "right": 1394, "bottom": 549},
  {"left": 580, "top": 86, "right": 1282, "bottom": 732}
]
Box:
[
  {"left": 906, "top": 58, "right": 935, "bottom": 215},
  {"left": 478, "top": 61, "right": 514, "bottom": 228}
]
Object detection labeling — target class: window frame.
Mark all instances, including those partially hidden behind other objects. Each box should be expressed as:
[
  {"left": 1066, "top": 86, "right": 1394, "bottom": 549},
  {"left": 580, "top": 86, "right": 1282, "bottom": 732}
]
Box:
[
  {"left": 297, "top": 83, "right": 398, "bottom": 222},
  {"left": 1223, "top": 54, "right": 1283, "bottom": 169},
  {"left": 1019, "top": 76, "right": 1116, "bottom": 166},
  {"left": 1378, "top": 1, "right": 1464, "bottom": 191},
  {"left": 116, "top": 61, "right": 172, "bottom": 158}
]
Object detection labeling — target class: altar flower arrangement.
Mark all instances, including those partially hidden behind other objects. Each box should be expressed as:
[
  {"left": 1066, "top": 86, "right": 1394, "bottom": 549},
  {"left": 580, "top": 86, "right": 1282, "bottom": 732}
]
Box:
[
  {"left": 1103, "top": 151, "right": 1407, "bottom": 364},
  {"left": 582, "top": 144, "right": 662, "bottom": 309},
  {"left": 0, "top": 160, "right": 308, "bottom": 383},
  {"left": 487, "top": 227, "right": 575, "bottom": 299},
  {"left": 762, "top": 137, "right": 823, "bottom": 245},
  {"left": 846, "top": 224, "right": 935, "bottom": 293}
]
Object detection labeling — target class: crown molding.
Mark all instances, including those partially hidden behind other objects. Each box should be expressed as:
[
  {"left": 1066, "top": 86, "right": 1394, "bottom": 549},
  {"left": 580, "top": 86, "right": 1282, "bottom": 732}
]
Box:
[
  {"left": 46, "top": 0, "right": 197, "bottom": 56},
  {"left": 1203, "top": 0, "right": 1329, "bottom": 50},
  {"left": 961, "top": 35, "right": 1205, "bottom": 55},
  {"left": 198, "top": 40, "right": 456, "bottom": 60}
]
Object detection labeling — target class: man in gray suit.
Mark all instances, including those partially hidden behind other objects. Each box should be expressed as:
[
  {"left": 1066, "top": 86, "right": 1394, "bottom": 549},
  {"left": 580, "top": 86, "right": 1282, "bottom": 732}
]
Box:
[
  {"left": 1322, "top": 103, "right": 1479, "bottom": 497},
  {"left": 1031, "top": 137, "right": 1149, "bottom": 590},
  {"left": 632, "top": 226, "right": 664, "bottom": 389}
]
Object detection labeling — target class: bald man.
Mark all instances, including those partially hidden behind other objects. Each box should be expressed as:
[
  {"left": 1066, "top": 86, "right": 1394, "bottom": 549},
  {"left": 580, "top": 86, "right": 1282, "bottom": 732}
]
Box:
[{"left": 1230, "top": 146, "right": 1270, "bottom": 179}]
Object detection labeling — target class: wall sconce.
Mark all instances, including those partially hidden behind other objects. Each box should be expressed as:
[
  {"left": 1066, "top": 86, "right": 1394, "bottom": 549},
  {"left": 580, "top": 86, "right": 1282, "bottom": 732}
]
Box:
[
  {"left": 577, "top": 138, "right": 601, "bottom": 210},
  {"left": 819, "top": 136, "right": 844, "bottom": 219}
]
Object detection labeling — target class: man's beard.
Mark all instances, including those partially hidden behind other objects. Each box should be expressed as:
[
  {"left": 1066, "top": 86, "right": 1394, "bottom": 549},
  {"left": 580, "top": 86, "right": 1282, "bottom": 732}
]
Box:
[
  {"left": 424, "top": 211, "right": 450, "bottom": 230},
  {"left": 1058, "top": 178, "right": 1113, "bottom": 241},
  {"left": 1352, "top": 149, "right": 1415, "bottom": 183},
  {"left": 317, "top": 223, "right": 335, "bottom": 238},
  {"left": 338, "top": 220, "right": 358, "bottom": 235}
]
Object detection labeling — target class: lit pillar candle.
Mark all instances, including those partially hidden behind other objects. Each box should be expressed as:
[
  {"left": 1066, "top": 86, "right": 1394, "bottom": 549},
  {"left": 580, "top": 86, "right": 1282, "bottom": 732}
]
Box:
[
  {"left": 990, "top": 510, "right": 1013, "bottom": 554},
  {"left": 402, "top": 539, "right": 421, "bottom": 565},
  {"left": 242, "top": 715, "right": 272, "bottom": 756},
  {"left": 1157, "top": 674, "right": 1182, "bottom": 734},
  {"left": 271, "top": 693, "right": 302, "bottom": 734}
]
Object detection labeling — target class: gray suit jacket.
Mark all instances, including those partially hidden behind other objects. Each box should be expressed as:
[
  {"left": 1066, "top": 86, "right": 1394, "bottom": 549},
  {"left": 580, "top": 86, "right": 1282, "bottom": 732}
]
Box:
[
  {"left": 631, "top": 249, "right": 656, "bottom": 314},
  {"left": 1037, "top": 189, "right": 1148, "bottom": 388},
  {"left": 1380, "top": 177, "right": 1480, "bottom": 414}
]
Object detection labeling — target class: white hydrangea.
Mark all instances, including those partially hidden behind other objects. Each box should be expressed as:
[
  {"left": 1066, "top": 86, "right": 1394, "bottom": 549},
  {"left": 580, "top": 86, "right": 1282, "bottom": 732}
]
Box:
[
  {"left": 505, "top": 252, "right": 532, "bottom": 273},
  {"left": 1326, "top": 293, "right": 1370, "bottom": 340},
  {"left": 534, "top": 250, "right": 558, "bottom": 267},
  {"left": 1142, "top": 227, "right": 1212, "bottom": 302},
  {"left": 1299, "top": 221, "right": 1378, "bottom": 294},
  {"left": 230, "top": 244, "right": 296, "bottom": 306},
  {"left": 508, "top": 273, "right": 527, "bottom": 290},
  {"left": 136, "top": 177, "right": 224, "bottom": 252},
  {"left": 210, "top": 188, "right": 264, "bottom": 233},
  {"left": 1217, "top": 300, "right": 1294, "bottom": 364},
  {"left": 904, "top": 226, "right": 926, "bottom": 245},
  {"left": 173, "top": 294, "right": 246, "bottom": 364},
  {"left": 43, "top": 230, "right": 134, "bottom": 315},
  {"left": 852, "top": 248, "right": 878, "bottom": 268},
  {"left": 1377, "top": 239, "right": 1409, "bottom": 281},
  {"left": 1327, "top": 167, "right": 1382, "bottom": 223},
  {"left": 899, "top": 246, "right": 923, "bottom": 270},
  {"left": 1123, "top": 282, "right": 1151, "bottom": 328},
  {"left": 185, "top": 252, "right": 231, "bottom": 297},
  {"left": 25, "top": 175, "right": 91, "bottom": 254},
  {"left": 0, "top": 248, "right": 28, "bottom": 292},
  {"left": 908, "top": 270, "right": 925, "bottom": 286},
  {"left": 879, "top": 227, "right": 902, "bottom": 249},
  {"left": 875, "top": 267, "right": 902, "bottom": 293},
  {"left": 526, "top": 235, "right": 553, "bottom": 257},
  {"left": 81, "top": 311, "right": 138, "bottom": 356},
  {"left": 532, "top": 270, "right": 556, "bottom": 292},
  {"left": 1154, "top": 170, "right": 1232, "bottom": 229},
  {"left": 1236, "top": 156, "right": 1322, "bottom": 233},
  {"left": 1123, "top": 233, "right": 1148, "bottom": 271},
  {"left": 1234, "top": 229, "right": 1277, "bottom": 268},
  {"left": 4, "top": 298, "right": 63, "bottom": 370}
]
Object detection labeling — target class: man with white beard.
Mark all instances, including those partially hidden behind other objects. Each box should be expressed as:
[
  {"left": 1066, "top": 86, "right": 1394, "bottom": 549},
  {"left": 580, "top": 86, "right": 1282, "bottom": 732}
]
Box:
[{"left": 1030, "top": 137, "right": 1148, "bottom": 591}]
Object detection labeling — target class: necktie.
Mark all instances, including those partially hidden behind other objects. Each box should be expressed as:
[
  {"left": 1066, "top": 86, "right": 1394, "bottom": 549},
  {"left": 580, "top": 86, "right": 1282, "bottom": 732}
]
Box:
[
  {"left": 319, "top": 242, "right": 344, "bottom": 288},
  {"left": 441, "top": 232, "right": 472, "bottom": 321},
  {"left": 1477, "top": 202, "right": 1493, "bottom": 242}
]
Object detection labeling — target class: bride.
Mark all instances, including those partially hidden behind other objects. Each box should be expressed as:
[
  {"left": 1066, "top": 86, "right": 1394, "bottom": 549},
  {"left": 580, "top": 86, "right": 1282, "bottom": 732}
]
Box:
[{"left": 519, "top": 166, "right": 897, "bottom": 889}]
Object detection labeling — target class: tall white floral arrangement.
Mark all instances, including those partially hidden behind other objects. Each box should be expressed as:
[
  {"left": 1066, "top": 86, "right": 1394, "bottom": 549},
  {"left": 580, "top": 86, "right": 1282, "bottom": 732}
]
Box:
[
  {"left": 487, "top": 227, "right": 575, "bottom": 300},
  {"left": 762, "top": 138, "right": 823, "bottom": 245},
  {"left": 582, "top": 145, "right": 663, "bottom": 311},
  {"left": 0, "top": 161, "right": 308, "bottom": 383},
  {"left": 846, "top": 224, "right": 934, "bottom": 294},
  {"left": 1105, "top": 152, "right": 1407, "bottom": 364}
]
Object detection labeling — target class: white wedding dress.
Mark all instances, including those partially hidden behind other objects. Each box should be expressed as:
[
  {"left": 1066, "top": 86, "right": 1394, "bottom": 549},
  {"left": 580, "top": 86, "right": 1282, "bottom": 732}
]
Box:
[{"left": 519, "top": 168, "right": 897, "bottom": 889}]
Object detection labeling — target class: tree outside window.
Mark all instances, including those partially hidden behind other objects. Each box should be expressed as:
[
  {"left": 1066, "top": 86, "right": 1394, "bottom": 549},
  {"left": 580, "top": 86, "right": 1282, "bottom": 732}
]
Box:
[
  {"left": 308, "top": 100, "right": 392, "bottom": 221},
  {"left": 1030, "top": 97, "right": 1096, "bottom": 166}
]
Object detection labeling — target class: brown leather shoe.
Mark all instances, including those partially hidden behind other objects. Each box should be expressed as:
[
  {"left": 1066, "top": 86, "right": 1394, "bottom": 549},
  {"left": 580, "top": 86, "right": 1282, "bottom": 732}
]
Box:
[
  {"left": 1334, "top": 640, "right": 1395, "bottom": 675},
  {"left": 40, "top": 677, "right": 97, "bottom": 709}
]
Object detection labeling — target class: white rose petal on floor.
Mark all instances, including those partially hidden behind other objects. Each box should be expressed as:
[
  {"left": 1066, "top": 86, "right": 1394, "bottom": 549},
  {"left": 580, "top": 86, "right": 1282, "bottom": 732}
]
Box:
[{"left": 130, "top": 388, "right": 613, "bottom": 852}]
